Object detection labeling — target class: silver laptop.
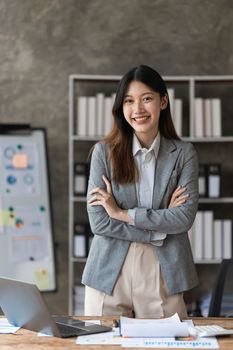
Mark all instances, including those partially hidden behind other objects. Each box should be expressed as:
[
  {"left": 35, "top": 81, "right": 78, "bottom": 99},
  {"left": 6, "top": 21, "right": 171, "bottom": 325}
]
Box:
[{"left": 0, "top": 277, "right": 112, "bottom": 337}]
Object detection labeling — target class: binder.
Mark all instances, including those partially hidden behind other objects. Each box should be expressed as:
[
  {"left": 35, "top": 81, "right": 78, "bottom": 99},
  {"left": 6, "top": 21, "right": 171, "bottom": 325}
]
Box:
[
  {"left": 198, "top": 164, "right": 208, "bottom": 197},
  {"left": 74, "top": 223, "right": 87, "bottom": 257},
  {"left": 73, "top": 162, "right": 89, "bottom": 196},
  {"left": 207, "top": 164, "right": 221, "bottom": 198}
]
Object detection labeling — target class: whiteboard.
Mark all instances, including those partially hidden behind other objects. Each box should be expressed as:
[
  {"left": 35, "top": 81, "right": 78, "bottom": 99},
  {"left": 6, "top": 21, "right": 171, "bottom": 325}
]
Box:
[{"left": 0, "top": 128, "right": 56, "bottom": 291}]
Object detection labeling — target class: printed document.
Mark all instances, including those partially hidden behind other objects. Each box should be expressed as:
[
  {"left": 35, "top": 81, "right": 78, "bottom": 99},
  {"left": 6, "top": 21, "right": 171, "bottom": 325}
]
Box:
[
  {"left": 121, "top": 337, "right": 219, "bottom": 348},
  {"left": 76, "top": 315, "right": 219, "bottom": 349},
  {"left": 120, "top": 313, "right": 190, "bottom": 337}
]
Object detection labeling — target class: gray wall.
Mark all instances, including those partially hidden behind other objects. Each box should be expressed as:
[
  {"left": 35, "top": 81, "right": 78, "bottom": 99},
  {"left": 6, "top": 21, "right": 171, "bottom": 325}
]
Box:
[{"left": 1, "top": 0, "right": 233, "bottom": 314}]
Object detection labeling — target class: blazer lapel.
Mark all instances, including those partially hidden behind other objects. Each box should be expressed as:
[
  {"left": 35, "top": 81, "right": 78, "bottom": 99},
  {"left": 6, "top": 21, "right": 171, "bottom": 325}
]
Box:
[{"left": 153, "top": 136, "right": 180, "bottom": 209}]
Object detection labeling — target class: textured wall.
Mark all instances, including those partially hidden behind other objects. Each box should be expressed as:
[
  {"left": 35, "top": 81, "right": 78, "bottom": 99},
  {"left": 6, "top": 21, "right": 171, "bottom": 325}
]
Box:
[{"left": 0, "top": 0, "right": 233, "bottom": 314}]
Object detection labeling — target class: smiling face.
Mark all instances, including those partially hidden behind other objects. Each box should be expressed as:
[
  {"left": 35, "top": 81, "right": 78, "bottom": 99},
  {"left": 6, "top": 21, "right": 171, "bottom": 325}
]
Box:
[{"left": 123, "top": 80, "right": 168, "bottom": 148}]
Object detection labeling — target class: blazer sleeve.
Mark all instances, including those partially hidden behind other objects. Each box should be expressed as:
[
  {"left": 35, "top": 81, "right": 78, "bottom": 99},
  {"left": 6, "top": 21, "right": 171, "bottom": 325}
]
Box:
[
  {"left": 134, "top": 142, "right": 199, "bottom": 234},
  {"left": 87, "top": 143, "right": 152, "bottom": 243}
]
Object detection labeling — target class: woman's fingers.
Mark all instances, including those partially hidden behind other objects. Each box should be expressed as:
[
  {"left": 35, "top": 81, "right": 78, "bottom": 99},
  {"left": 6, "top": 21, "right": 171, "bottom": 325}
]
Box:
[
  {"left": 88, "top": 175, "right": 113, "bottom": 206},
  {"left": 173, "top": 194, "right": 189, "bottom": 205},
  {"left": 172, "top": 186, "right": 186, "bottom": 197},
  {"left": 89, "top": 187, "right": 105, "bottom": 196},
  {"left": 88, "top": 192, "right": 102, "bottom": 204},
  {"left": 169, "top": 186, "right": 189, "bottom": 208},
  {"left": 88, "top": 175, "right": 112, "bottom": 196},
  {"left": 102, "top": 175, "right": 112, "bottom": 194}
]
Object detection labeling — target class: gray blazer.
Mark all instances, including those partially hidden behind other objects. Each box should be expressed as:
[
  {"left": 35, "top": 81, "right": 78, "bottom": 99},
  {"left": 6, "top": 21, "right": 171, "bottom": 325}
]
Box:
[{"left": 82, "top": 136, "right": 199, "bottom": 295}]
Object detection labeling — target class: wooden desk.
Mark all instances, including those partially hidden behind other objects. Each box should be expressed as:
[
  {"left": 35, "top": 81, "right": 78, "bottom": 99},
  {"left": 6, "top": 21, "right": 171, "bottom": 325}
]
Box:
[{"left": 0, "top": 316, "right": 233, "bottom": 349}]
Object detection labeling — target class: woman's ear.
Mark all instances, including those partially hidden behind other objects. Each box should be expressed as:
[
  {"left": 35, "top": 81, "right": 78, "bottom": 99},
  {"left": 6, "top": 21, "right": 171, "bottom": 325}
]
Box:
[{"left": 161, "top": 94, "right": 168, "bottom": 110}]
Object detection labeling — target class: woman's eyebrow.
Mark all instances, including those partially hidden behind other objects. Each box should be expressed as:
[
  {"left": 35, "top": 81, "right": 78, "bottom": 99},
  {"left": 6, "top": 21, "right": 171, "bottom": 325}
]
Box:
[{"left": 124, "top": 92, "right": 154, "bottom": 98}]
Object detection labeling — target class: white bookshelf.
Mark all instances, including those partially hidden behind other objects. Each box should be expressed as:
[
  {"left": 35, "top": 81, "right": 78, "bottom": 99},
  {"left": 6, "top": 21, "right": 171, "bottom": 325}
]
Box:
[{"left": 68, "top": 74, "right": 233, "bottom": 315}]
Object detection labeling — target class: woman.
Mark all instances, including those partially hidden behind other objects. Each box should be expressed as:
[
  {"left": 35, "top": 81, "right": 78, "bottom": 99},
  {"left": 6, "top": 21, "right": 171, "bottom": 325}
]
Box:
[{"left": 82, "top": 65, "right": 199, "bottom": 318}]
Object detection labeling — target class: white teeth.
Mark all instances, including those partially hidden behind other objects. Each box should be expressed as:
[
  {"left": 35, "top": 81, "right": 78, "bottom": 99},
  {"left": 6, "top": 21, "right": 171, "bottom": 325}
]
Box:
[{"left": 133, "top": 116, "right": 148, "bottom": 121}]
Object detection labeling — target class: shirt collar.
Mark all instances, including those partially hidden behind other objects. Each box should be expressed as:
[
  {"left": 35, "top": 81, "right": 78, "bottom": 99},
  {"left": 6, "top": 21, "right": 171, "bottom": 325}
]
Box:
[{"left": 132, "top": 131, "right": 160, "bottom": 159}]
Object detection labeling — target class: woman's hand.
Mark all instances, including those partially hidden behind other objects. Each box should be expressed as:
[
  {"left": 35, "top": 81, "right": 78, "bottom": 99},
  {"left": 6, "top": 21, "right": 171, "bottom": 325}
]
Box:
[
  {"left": 169, "top": 186, "right": 189, "bottom": 208},
  {"left": 88, "top": 175, "right": 131, "bottom": 222}
]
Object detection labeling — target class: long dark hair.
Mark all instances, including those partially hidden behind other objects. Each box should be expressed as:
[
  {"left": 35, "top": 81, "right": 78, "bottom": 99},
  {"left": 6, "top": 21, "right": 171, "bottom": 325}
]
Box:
[{"left": 103, "top": 65, "right": 180, "bottom": 184}]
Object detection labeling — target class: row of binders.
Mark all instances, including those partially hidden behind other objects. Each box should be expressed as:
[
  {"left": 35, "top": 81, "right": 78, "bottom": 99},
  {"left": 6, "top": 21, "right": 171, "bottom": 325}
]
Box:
[
  {"left": 74, "top": 161, "right": 222, "bottom": 199},
  {"left": 188, "top": 211, "right": 232, "bottom": 261},
  {"left": 198, "top": 163, "right": 221, "bottom": 198},
  {"left": 76, "top": 94, "right": 115, "bottom": 137},
  {"left": 193, "top": 98, "right": 222, "bottom": 137}
]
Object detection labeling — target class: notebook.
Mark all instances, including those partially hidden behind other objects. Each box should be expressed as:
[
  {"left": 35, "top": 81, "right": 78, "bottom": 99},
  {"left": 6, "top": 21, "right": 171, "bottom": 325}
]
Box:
[{"left": 0, "top": 277, "right": 112, "bottom": 338}]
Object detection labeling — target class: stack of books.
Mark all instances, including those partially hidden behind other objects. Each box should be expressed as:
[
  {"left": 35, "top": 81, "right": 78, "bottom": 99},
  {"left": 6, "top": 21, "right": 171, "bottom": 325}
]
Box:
[
  {"left": 167, "top": 88, "right": 183, "bottom": 137},
  {"left": 193, "top": 98, "right": 222, "bottom": 137},
  {"left": 188, "top": 211, "right": 232, "bottom": 261},
  {"left": 76, "top": 93, "right": 116, "bottom": 137}
]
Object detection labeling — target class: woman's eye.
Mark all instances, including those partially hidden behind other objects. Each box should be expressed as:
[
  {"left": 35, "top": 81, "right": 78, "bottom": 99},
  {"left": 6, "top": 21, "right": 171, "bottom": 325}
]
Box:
[
  {"left": 124, "top": 99, "right": 133, "bottom": 104},
  {"left": 143, "top": 96, "right": 152, "bottom": 102}
]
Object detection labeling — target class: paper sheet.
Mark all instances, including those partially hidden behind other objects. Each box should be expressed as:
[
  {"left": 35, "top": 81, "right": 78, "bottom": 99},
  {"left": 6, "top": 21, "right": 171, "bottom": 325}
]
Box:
[
  {"left": 76, "top": 317, "right": 219, "bottom": 349},
  {"left": 0, "top": 318, "right": 20, "bottom": 334},
  {"left": 76, "top": 328, "right": 219, "bottom": 348},
  {"left": 120, "top": 313, "right": 190, "bottom": 337},
  {"left": 76, "top": 327, "right": 122, "bottom": 345},
  {"left": 121, "top": 337, "right": 219, "bottom": 348}
]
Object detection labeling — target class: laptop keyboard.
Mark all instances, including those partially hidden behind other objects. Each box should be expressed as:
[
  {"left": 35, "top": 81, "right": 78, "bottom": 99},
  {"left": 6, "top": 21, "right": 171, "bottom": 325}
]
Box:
[
  {"left": 52, "top": 316, "right": 111, "bottom": 338},
  {"left": 55, "top": 322, "right": 88, "bottom": 337}
]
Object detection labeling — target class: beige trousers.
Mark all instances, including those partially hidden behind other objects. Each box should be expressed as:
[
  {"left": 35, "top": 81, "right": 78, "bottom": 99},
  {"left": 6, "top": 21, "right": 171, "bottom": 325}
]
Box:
[{"left": 85, "top": 242, "right": 187, "bottom": 319}]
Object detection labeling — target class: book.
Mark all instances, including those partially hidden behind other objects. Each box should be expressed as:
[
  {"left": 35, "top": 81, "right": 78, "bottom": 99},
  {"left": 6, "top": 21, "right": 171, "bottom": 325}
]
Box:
[
  {"left": 203, "top": 211, "right": 213, "bottom": 260},
  {"left": 193, "top": 211, "right": 204, "bottom": 261},
  {"left": 204, "top": 98, "right": 212, "bottom": 137},
  {"left": 77, "top": 96, "right": 87, "bottom": 136},
  {"left": 211, "top": 98, "right": 222, "bottom": 137},
  {"left": 96, "top": 93, "right": 105, "bottom": 136},
  {"left": 213, "top": 220, "right": 222, "bottom": 260},
  {"left": 173, "top": 98, "right": 183, "bottom": 136},
  {"left": 87, "top": 96, "right": 96, "bottom": 137},
  {"left": 194, "top": 98, "right": 204, "bottom": 137},
  {"left": 103, "top": 96, "right": 113, "bottom": 136},
  {"left": 223, "top": 220, "right": 232, "bottom": 259}
]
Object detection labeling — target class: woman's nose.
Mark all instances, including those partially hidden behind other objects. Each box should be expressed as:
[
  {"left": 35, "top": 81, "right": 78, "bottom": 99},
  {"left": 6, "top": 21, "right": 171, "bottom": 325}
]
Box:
[{"left": 133, "top": 100, "right": 144, "bottom": 113}]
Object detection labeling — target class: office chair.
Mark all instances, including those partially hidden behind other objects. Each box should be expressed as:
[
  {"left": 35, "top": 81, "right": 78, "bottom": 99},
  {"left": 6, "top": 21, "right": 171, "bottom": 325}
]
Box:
[{"left": 208, "top": 259, "right": 233, "bottom": 317}]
